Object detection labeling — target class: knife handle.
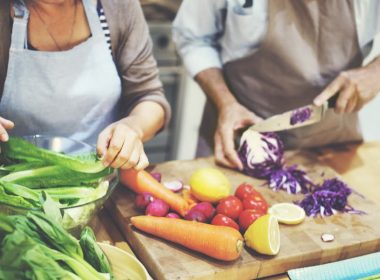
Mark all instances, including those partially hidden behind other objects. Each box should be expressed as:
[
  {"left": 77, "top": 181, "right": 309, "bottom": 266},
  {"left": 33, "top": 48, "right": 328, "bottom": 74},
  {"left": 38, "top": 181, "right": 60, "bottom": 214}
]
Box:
[{"left": 327, "top": 94, "right": 338, "bottom": 108}]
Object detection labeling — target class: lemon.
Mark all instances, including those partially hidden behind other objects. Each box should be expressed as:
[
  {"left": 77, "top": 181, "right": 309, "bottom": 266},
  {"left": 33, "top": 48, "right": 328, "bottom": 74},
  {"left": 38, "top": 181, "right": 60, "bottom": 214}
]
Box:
[
  {"left": 244, "top": 214, "right": 280, "bottom": 255},
  {"left": 268, "top": 203, "right": 305, "bottom": 225},
  {"left": 189, "top": 168, "right": 231, "bottom": 203}
]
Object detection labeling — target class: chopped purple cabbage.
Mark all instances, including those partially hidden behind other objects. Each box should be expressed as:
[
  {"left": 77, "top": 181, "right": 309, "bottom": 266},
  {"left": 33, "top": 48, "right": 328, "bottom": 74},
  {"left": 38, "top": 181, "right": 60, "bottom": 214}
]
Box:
[
  {"left": 268, "top": 165, "right": 314, "bottom": 194},
  {"left": 290, "top": 107, "right": 313, "bottom": 125},
  {"left": 297, "top": 178, "right": 365, "bottom": 217}
]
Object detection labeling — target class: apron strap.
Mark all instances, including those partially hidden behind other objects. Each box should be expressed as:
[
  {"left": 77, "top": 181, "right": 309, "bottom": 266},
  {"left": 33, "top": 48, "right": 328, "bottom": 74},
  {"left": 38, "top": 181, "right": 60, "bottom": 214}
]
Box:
[
  {"left": 82, "top": 0, "right": 103, "bottom": 38},
  {"left": 10, "top": 1, "right": 29, "bottom": 51}
]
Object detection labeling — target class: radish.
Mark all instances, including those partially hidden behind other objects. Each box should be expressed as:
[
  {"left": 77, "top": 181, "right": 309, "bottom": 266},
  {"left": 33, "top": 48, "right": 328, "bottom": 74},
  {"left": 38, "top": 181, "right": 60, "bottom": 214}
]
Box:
[
  {"left": 145, "top": 199, "right": 169, "bottom": 217},
  {"left": 135, "top": 192, "right": 155, "bottom": 211},
  {"left": 190, "top": 202, "right": 215, "bottom": 221}
]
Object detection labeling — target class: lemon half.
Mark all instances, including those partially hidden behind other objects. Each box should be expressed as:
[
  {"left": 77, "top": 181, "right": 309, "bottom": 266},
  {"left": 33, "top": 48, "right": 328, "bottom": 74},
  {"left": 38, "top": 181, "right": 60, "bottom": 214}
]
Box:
[
  {"left": 244, "top": 214, "right": 280, "bottom": 255},
  {"left": 268, "top": 203, "right": 305, "bottom": 225}
]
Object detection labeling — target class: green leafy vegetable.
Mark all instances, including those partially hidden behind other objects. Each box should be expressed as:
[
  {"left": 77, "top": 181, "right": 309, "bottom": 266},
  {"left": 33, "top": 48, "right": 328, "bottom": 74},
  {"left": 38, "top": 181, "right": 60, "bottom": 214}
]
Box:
[
  {"left": 80, "top": 227, "right": 113, "bottom": 276},
  {"left": 1, "top": 165, "right": 112, "bottom": 189},
  {"left": 1, "top": 137, "right": 105, "bottom": 173},
  {"left": 0, "top": 212, "right": 113, "bottom": 280}
]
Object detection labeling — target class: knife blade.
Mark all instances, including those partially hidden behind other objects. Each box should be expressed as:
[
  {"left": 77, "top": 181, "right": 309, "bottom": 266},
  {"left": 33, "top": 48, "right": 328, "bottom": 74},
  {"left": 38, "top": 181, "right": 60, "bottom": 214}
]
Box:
[{"left": 249, "top": 102, "right": 329, "bottom": 132}]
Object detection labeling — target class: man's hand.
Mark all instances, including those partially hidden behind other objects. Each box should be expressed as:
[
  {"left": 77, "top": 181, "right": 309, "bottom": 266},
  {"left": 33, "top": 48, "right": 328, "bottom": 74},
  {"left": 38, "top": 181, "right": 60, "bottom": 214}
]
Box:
[
  {"left": 314, "top": 59, "right": 380, "bottom": 113},
  {"left": 215, "top": 102, "right": 262, "bottom": 170},
  {"left": 0, "top": 117, "right": 14, "bottom": 142}
]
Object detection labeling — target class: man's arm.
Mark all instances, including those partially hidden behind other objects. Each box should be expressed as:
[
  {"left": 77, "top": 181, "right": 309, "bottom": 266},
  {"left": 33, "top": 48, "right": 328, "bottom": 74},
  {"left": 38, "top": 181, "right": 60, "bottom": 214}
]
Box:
[
  {"left": 195, "top": 68, "right": 262, "bottom": 170},
  {"left": 172, "top": 0, "right": 226, "bottom": 77},
  {"left": 314, "top": 55, "right": 380, "bottom": 113}
]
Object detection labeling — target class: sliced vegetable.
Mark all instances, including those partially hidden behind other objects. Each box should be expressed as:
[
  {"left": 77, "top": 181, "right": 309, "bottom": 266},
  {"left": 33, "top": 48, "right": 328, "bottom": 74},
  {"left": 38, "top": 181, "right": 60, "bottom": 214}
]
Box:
[
  {"left": 297, "top": 178, "right": 364, "bottom": 217},
  {"left": 290, "top": 107, "right": 312, "bottom": 125},
  {"left": 120, "top": 169, "right": 190, "bottom": 216},
  {"left": 268, "top": 165, "right": 314, "bottom": 194},
  {"left": 131, "top": 216, "right": 244, "bottom": 261},
  {"left": 163, "top": 180, "right": 183, "bottom": 192}
]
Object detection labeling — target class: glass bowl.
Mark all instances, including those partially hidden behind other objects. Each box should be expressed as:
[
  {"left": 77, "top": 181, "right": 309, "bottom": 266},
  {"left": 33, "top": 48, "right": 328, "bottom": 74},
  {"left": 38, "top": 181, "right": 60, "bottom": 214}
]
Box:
[{"left": 0, "top": 135, "right": 119, "bottom": 236}]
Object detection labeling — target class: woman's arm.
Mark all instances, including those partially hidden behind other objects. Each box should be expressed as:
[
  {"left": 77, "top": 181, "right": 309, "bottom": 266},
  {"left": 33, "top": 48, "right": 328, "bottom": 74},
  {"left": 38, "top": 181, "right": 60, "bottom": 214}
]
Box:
[{"left": 97, "top": 0, "right": 170, "bottom": 170}]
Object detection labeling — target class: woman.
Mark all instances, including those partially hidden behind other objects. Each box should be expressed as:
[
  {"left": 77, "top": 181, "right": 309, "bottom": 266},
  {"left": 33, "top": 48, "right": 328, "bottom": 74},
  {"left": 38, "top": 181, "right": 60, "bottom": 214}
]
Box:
[{"left": 0, "top": 0, "right": 171, "bottom": 170}]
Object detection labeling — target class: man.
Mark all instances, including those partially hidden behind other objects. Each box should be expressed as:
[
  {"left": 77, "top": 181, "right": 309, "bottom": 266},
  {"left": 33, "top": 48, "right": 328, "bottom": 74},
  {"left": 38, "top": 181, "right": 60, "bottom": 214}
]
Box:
[{"left": 173, "top": 0, "right": 380, "bottom": 170}]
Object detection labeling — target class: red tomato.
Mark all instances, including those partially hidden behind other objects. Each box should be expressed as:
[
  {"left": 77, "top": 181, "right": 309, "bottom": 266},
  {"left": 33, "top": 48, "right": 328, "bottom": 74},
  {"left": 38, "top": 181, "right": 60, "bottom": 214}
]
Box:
[
  {"left": 235, "top": 183, "right": 262, "bottom": 201},
  {"left": 238, "top": 209, "right": 265, "bottom": 232},
  {"left": 243, "top": 195, "right": 268, "bottom": 213},
  {"left": 216, "top": 195, "right": 243, "bottom": 220},
  {"left": 211, "top": 214, "right": 240, "bottom": 231}
]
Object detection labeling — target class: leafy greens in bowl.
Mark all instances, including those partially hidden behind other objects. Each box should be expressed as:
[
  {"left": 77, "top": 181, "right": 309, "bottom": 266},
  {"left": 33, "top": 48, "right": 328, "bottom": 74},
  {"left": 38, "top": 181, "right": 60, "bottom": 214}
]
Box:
[{"left": 0, "top": 135, "right": 118, "bottom": 235}]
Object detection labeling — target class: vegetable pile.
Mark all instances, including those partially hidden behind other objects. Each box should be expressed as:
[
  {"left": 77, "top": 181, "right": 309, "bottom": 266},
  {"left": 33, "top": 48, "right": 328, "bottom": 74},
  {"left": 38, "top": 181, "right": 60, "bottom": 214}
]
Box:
[
  {"left": 0, "top": 137, "right": 113, "bottom": 211},
  {"left": 297, "top": 178, "right": 365, "bottom": 217},
  {"left": 238, "top": 130, "right": 363, "bottom": 217},
  {"left": 0, "top": 212, "right": 113, "bottom": 280}
]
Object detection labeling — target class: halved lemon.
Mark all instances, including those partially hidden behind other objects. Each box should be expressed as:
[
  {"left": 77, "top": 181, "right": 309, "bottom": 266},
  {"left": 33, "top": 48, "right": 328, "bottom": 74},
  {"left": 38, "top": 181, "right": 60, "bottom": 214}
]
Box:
[
  {"left": 244, "top": 214, "right": 280, "bottom": 255},
  {"left": 268, "top": 203, "right": 305, "bottom": 225}
]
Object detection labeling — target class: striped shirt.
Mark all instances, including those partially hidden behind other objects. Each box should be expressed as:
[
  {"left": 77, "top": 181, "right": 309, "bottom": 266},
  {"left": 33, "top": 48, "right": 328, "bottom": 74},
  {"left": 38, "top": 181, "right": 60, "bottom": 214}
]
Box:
[{"left": 96, "top": 0, "right": 112, "bottom": 51}]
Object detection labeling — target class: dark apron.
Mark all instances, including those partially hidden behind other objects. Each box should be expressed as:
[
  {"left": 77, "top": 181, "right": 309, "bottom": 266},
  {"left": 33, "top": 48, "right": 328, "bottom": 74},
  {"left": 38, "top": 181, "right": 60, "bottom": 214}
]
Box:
[{"left": 197, "top": 0, "right": 363, "bottom": 156}]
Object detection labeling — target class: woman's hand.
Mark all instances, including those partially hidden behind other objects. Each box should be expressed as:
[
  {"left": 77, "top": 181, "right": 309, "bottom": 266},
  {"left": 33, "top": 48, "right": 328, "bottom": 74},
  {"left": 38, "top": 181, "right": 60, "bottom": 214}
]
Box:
[
  {"left": 97, "top": 118, "right": 149, "bottom": 170},
  {"left": 314, "top": 58, "right": 380, "bottom": 113},
  {"left": 214, "top": 102, "right": 262, "bottom": 170},
  {"left": 0, "top": 117, "right": 14, "bottom": 142}
]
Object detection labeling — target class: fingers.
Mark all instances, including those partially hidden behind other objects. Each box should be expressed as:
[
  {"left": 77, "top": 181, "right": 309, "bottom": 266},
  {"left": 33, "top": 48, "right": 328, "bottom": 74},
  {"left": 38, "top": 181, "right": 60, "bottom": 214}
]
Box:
[
  {"left": 214, "top": 128, "right": 243, "bottom": 170},
  {"left": 0, "top": 117, "right": 14, "bottom": 129},
  {"left": 96, "top": 125, "right": 112, "bottom": 158},
  {"left": 134, "top": 152, "right": 149, "bottom": 171},
  {"left": 214, "top": 132, "right": 235, "bottom": 168},
  {"left": 335, "top": 83, "right": 355, "bottom": 114},
  {"left": 0, "top": 117, "right": 14, "bottom": 142},
  {"left": 314, "top": 74, "right": 346, "bottom": 106},
  {"left": 98, "top": 122, "right": 148, "bottom": 170}
]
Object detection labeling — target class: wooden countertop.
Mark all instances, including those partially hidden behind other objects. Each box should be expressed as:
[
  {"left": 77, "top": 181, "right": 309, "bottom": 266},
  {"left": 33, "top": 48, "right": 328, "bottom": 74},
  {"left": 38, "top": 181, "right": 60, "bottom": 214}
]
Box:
[{"left": 92, "top": 141, "right": 380, "bottom": 280}]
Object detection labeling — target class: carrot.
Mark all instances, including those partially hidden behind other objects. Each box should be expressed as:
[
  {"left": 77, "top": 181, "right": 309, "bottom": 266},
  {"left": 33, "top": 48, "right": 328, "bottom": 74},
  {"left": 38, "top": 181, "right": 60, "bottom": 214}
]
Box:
[
  {"left": 131, "top": 216, "right": 244, "bottom": 261},
  {"left": 120, "top": 169, "right": 190, "bottom": 216}
]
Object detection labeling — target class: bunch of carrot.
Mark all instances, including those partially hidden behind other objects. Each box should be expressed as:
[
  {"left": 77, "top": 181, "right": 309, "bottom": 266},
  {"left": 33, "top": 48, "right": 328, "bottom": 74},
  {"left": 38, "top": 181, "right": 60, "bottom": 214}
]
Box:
[
  {"left": 131, "top": 216, "right": 244, "bottom": 261},
  {"left": 120, "top": 169, "right": 190, "bottom": 217}
]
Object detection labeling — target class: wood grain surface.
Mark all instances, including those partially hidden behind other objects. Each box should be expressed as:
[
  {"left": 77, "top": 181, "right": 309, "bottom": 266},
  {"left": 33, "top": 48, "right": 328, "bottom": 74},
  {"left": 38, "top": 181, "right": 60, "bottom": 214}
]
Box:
[{"left": 106, "top": 145, "right": 380, "bottom": 280}]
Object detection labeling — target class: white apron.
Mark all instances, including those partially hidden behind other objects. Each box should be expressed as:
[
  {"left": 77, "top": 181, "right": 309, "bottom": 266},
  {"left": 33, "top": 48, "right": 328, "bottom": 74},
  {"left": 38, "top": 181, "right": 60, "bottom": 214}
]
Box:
[{"left": 0, "top": 0, "right": 121, "bottom": 146}]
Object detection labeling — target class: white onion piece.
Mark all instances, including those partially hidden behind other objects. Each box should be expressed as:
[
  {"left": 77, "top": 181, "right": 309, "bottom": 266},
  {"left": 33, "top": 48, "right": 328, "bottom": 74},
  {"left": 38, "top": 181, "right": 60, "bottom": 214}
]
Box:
[{"left": 163, "top": 180, "right": 184, "bottom": 192}]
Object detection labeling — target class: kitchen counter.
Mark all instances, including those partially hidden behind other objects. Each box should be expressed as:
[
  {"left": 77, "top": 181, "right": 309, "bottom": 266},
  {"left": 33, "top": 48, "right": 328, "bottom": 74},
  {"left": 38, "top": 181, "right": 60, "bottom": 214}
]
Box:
[{"left": 93, "top": 141, "right": 380, "bottom": 280}]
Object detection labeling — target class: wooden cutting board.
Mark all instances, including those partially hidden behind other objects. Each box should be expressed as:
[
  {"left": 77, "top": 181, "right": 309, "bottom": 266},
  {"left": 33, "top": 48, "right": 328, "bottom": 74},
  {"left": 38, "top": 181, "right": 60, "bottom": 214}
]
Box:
[{"left": 106, "top": 150, "right": 380, "bottom": 280}]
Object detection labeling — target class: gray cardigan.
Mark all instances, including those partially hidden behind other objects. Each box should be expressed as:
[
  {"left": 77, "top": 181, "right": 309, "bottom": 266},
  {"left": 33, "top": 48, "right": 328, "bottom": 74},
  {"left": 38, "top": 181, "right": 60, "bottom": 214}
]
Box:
[{"left": 0, "top": 0, "right": 171, "bottom": 124}]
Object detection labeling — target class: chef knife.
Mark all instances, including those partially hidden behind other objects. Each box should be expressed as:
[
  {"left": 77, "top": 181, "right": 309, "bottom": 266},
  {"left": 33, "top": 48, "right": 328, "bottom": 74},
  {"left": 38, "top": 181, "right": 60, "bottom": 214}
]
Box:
[{"left": 249, "top": 96, "right": 337, "bottom": 133}]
